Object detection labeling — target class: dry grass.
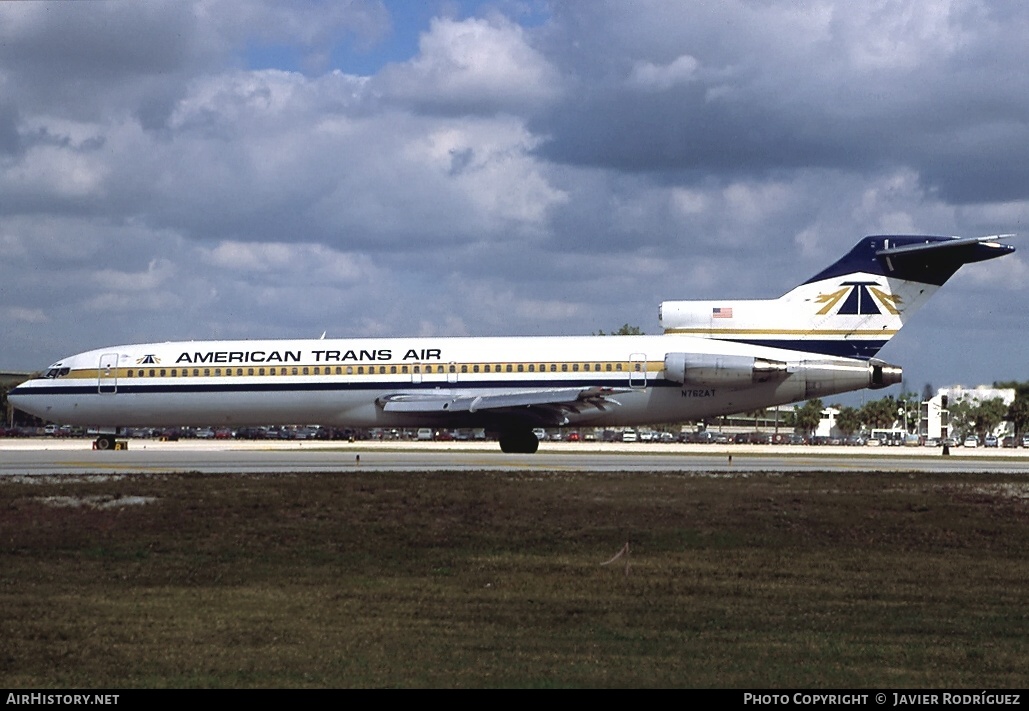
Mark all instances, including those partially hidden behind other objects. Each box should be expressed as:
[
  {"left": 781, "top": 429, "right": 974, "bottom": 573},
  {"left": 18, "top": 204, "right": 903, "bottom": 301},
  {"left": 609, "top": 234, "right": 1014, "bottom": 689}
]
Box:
[{"left": 1, "top": 470, "right": 1027, "bottom": 687}]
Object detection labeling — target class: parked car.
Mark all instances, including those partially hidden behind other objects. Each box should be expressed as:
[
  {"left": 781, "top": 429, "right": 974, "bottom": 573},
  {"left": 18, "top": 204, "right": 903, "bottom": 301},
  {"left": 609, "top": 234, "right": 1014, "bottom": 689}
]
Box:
[{"left": 963, "top": 435, "right": 979, "bottom": 448}]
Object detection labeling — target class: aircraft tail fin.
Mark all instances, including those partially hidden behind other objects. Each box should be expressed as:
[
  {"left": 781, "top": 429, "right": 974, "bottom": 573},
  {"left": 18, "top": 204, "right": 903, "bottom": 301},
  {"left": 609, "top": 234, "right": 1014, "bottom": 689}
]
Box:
[{"left": 659, "top": 235, "right": 1015, "bottom": 359}]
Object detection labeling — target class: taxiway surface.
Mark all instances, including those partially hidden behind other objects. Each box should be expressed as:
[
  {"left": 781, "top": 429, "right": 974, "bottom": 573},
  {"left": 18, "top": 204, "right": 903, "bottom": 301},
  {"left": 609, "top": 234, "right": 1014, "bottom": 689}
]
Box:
[{"left": 3, "top": 439, "right": 1029, "bottom": 476}]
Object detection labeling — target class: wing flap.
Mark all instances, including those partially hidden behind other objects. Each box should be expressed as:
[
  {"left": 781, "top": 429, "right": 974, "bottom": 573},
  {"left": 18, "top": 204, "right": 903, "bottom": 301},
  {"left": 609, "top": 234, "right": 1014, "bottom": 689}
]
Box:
[{"left": 378, "top": 386, "right": 627, "bottom": 415}]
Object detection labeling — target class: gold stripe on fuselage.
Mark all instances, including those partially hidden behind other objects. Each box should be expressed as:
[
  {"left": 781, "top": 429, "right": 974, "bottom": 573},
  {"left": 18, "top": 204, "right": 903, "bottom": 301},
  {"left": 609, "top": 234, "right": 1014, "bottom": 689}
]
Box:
[{"left": 58, "top": 359, "right": 664, "bottom": 382}]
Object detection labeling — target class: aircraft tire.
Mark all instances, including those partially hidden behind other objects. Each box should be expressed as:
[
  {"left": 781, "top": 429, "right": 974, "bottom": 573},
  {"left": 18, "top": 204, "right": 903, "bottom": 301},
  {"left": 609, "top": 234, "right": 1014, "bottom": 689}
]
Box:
[
  {"left": 499, "top": 430, "right": 539, "bottom": 454},
  {"left": 523, "top": 432, "right": 540, "bottom": 454},
  {"left": 499, "top": 433, "right": 516, "bottom": 453},
  {"left": 95, "top": 436, "right": 115, "bottom": 451}
]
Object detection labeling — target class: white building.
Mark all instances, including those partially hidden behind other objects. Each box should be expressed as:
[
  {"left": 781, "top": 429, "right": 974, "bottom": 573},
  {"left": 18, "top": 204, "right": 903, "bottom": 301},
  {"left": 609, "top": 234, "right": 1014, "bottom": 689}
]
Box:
[
  {"left": 939, "top": 385, "right": 1016, "bottom": 408},
  {"left": 816, "top": 406, "right": 840, "bottom": 438},
  {"left": 920, "top": 385, "right": 1015, "bottom": 440}
]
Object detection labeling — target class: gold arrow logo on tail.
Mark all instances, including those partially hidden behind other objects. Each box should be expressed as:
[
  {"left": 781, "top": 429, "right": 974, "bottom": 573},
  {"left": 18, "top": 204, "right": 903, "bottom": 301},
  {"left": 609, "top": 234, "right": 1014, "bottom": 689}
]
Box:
[
  {"left": 867, "top": 286, "right": 903, "bottom": 315},
  {"left": 815, "top": 287, "right": 850, "bottom": 315}
]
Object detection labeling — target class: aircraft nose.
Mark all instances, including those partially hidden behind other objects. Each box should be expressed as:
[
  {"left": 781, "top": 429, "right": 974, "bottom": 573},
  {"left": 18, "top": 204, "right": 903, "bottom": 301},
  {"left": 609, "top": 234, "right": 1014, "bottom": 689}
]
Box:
[{"left": 7, "top": 383, "right": 45, "bottom": 418}]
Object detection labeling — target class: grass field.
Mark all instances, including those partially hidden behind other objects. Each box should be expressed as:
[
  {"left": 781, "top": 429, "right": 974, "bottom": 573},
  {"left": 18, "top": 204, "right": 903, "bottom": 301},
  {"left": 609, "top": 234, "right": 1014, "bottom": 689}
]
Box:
[{"left": 1, "top": 469, "right": 1027, "bottom": 688}]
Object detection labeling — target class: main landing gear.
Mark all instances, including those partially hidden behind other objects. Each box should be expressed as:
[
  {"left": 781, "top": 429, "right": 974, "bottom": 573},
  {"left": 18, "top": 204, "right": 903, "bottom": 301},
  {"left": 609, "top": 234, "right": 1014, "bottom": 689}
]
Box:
[
  {"left": 498, "top": 429, "right": 540, "bottom": 454},
  {"left": 94, "top": 434, "right": 118, "bottom": 450}
]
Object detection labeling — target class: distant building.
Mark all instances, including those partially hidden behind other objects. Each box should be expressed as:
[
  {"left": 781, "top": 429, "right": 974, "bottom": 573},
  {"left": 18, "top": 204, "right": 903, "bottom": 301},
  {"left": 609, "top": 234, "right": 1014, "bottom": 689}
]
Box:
[
  {"left": 920, "top": 385, "right": 1015, "bottom": 440},
  {"left": 816, "top": 406, "right": 840, "bottom": 438},
  {"left": 939, "top": 385, "right": 1016, "bottom": 408},
  {"left": 919, "top": 395, "right": 950, "bottom": 440}
]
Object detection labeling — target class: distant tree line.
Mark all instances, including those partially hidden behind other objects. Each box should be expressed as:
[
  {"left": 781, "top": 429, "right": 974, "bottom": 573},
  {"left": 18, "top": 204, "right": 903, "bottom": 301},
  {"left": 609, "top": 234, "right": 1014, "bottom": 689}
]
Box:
[
  {"left": 784, "top": 381, "right": 1029, "bottom": 439},
  {"left": 594, "top": 324, "right": 644, "bottom": 336}
]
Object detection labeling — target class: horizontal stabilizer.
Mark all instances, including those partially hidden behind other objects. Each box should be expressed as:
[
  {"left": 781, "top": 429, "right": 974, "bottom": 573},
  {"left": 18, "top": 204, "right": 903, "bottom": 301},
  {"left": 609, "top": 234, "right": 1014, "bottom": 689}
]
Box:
[
  {"left": 875, "top": 234, "right": 1015, "bottom": 257},
  {"left": 871, "top": 234, "right": 1016, "bottom": 286}
]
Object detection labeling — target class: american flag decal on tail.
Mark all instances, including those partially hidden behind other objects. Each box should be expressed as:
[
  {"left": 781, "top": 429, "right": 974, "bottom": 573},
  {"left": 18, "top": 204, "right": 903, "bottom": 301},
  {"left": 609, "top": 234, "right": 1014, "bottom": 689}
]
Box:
[{"left": 712, "top": 307, "right": 733, "bottom": 319}]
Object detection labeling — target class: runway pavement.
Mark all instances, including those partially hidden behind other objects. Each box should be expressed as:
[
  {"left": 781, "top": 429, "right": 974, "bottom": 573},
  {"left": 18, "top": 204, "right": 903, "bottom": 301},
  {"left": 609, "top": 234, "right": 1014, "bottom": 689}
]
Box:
[{"left": 3, "top": 438, "right": 1029, "bottom": 476}]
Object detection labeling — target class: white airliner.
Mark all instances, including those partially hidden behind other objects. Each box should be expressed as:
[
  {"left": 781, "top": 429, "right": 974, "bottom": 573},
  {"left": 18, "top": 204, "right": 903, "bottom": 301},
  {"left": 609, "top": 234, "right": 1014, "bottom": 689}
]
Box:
[{"left": 9, "top": 234, "right": 1015, "bottom": 452}]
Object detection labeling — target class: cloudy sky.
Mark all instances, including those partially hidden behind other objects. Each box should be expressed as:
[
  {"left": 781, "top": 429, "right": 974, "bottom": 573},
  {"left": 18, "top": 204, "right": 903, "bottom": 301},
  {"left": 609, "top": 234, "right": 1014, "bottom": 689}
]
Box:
[{"left": 2, "top": 0, "right": 1026, "bottom": 396}]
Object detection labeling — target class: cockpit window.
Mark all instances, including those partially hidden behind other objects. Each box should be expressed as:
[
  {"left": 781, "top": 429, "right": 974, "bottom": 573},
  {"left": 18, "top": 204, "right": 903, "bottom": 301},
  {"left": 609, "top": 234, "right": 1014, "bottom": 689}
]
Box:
[{"left": 44, "top": 367, "right": 71, "bottom": 379}]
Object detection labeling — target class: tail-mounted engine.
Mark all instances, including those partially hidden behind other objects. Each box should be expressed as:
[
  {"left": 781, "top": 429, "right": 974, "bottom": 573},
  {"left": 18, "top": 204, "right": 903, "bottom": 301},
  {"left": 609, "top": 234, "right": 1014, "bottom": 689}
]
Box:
[
  {"left": 663, "top": 352, "right": 902, "bottom": 396},
  {"left": 663, "top": 353, "right": 789, "bottom": 388}
]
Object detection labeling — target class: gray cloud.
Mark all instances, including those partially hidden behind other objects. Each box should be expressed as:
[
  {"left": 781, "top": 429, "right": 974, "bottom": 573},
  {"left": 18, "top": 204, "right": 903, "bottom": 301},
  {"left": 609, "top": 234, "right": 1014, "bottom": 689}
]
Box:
[{"left": 532, "top": 1, "right": 1029, "bottom": 204}]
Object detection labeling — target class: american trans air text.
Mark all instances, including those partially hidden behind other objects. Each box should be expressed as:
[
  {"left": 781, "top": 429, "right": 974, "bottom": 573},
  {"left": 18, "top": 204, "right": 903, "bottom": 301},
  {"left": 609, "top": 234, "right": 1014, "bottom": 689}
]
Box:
[{"left": 174, "top": 347, "right": 444, "bottom": 364}]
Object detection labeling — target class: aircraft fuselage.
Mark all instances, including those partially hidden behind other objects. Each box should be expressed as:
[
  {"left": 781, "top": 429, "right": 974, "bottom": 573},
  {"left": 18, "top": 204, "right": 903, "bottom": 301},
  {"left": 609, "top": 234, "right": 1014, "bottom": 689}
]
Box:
[{"left": 9, "top": 334, "right": 893, "bottom": 430}]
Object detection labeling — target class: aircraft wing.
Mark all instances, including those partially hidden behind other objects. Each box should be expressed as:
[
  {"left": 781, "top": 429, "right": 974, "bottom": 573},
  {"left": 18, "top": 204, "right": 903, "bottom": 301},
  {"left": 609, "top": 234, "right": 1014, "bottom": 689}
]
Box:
[{"left": 377, "top": 386, "right": 629, "bottom": 423}]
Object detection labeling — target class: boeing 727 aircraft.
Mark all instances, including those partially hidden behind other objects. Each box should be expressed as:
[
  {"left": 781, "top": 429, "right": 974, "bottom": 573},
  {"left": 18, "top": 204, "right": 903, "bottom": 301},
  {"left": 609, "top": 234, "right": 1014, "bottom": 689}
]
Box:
[{"left": 9, "top": 235, "right": 1015, "bottom": 452}]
